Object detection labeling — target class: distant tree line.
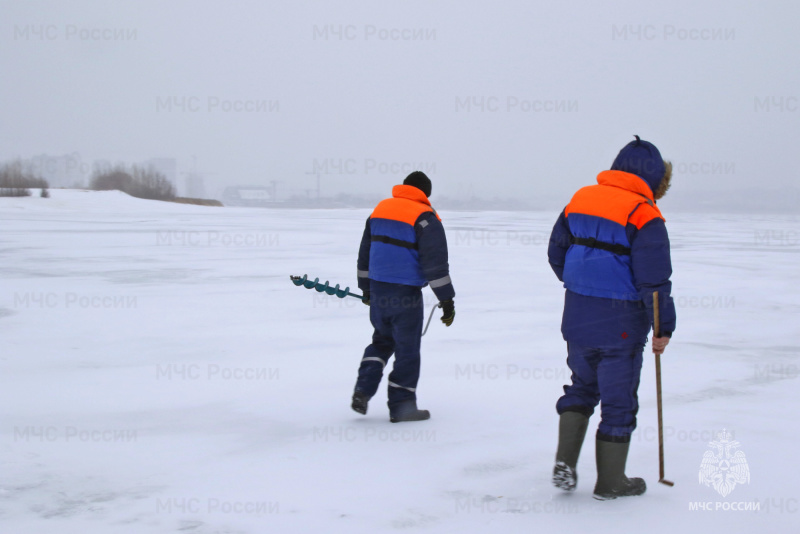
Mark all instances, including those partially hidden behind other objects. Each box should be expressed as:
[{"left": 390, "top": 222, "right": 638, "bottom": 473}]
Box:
[
  {"left": 90, "top": 164, "right": 176, "bottom": 201},
  {"left": 0, "top": 160, "right": 50, "bottom": 197}
]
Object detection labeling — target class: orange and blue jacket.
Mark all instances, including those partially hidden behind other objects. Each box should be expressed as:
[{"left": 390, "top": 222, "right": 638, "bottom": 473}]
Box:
[
  {"left": 548, "top": 170, "right": 676, "bottom": 346},
  {"left": 357, "top": 185, "right": 454, "bottom": 301}
]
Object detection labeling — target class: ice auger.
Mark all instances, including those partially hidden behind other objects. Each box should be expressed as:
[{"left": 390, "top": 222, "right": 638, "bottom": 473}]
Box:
[
  {"left": 289, "top": 273, "right": 441, "bottom": 336},
  {"left": 290, "top": 274, "right": 365, "bottom": 301}
]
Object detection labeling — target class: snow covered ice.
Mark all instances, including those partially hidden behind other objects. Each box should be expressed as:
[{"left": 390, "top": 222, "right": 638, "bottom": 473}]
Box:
[{"left": 1, "top": 190, "right": 799, "bottom": 533}]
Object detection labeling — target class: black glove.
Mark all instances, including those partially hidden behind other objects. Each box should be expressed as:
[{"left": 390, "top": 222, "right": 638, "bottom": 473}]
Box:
[
  {"left": 440, "top": 299, "right": 455, "bottom": 326},
  {"left": 362, "top": 290, "right": 370, "bottom": 306}
]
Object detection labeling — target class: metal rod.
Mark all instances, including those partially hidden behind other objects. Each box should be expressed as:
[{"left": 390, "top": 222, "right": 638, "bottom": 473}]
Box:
[
  {"left": 653, "top": 291, "right": 675, "bottom": 487},
  {"left": 421, "top": 302, "right": 442, "bottom": 337}
]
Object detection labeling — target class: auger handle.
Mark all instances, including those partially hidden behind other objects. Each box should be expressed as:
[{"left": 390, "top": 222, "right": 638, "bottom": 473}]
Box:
[{"left": 421, "top": 302, "right": 442, "bottom": 337}]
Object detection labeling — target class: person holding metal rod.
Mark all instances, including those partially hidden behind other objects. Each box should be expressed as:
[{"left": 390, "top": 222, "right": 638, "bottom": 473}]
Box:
[
  {"left": 351, "top": 171, "right": 455, "bottom": 423},
  {"left": 547, "top": 136, "right": 676, "bottom": 500}
]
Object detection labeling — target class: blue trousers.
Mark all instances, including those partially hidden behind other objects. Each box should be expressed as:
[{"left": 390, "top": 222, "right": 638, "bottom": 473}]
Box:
[
  {"left": 355, "top": 281, "right": 424, "bottom": 409},
  {"left": 556, "top": 343, "right": 644, "bottom": 441}
]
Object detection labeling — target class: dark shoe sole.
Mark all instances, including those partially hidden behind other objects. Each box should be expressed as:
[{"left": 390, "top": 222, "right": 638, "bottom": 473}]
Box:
[
  {"left": 552, "top": 461, "right": 577, "bottom": 491},
  {"left": 390, "top": 409, "right": 430, "bottom": 423},
  {"left": 351, "top": 392, "right": 368, "bottom": 415},
  {"left": 593, "top": 478, "right": 647, "bottom": 500}
]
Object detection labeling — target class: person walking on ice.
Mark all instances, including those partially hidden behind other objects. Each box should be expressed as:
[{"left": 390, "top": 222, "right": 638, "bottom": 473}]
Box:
[
  {"left": 547, "top": 136, "right": 676, "bottom": 500},
  {"left": 352, "top": 171, "right": 456, "bottom": 423}
]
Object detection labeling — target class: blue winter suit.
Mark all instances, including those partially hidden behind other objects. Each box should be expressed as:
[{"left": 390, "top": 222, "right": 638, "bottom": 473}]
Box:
[
  {"left": 548, "top": 143, "right": 676, "bottom": 442},
  {"left": 355, "top": 185, "right": 455, "bottom": 409}
]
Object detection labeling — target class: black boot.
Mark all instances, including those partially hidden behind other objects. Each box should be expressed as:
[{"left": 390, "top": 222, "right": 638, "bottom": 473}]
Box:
[
  {"left": 593, "top": 439, "right": 646, "bottom": 500},
  {"left": 351, "top": 391, "right": 369, "bottom": 415},
  {"left": 389, "top": 400, "right": 430, "bottom": 423},
  {"left": 552, "top": 412, "right": 590, "bottom": 491}
]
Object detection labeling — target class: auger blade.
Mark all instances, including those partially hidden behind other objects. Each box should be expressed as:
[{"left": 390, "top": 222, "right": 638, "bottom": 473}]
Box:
[
  {"left": 325, "top": 284, "right": 340, "bottom": 296},
  {"left": 335, "top": 287, "right": 350, "bottom": 298},
  {"left": 315, "top": 281, "right": 330, "bottom": 293},
  {"left": 290, "top": 274, "right": 364, "bottom": 301}
]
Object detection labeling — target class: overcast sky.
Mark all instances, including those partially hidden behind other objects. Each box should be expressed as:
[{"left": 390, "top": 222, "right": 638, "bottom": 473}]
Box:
[{"left": 1, "top": 0, "right": 798, "bottom": 204}]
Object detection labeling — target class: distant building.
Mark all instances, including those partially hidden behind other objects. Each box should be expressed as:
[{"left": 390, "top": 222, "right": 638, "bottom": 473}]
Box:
[{"left": 222, "top": 185, "right": 274, "bottom": 207}]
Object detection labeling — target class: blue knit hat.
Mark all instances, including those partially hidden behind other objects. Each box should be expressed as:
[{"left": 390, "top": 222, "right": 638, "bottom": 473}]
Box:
[{"left": 610, "top": 135, "right": 665, "bottom": 194}]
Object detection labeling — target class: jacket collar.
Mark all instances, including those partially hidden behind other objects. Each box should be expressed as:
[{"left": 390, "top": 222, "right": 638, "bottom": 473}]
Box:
[
  {"left": 597, "top": 170, "right": 655, "bottom": 202},
  {"left": 392, "top": 184, "right": 431, "bottom": 206}
]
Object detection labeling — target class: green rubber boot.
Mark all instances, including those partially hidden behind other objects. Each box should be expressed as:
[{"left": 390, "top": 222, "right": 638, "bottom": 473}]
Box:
[
  {"left": 552, "top": 412, "right": 590, "bottom": 491},
  {"left": 593, "top": 439, "right": 647, "bottom": 500}
]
